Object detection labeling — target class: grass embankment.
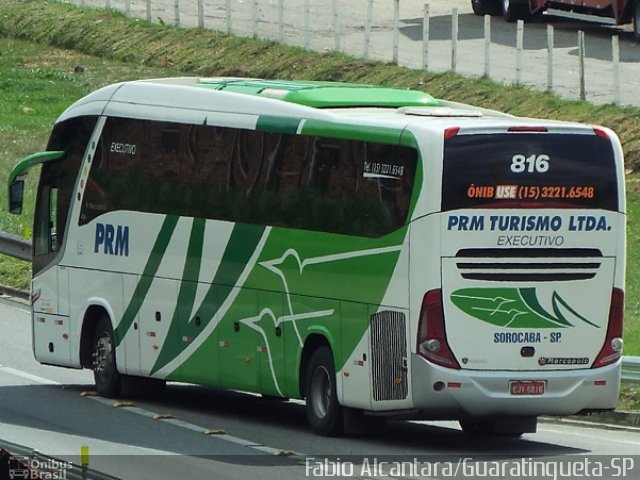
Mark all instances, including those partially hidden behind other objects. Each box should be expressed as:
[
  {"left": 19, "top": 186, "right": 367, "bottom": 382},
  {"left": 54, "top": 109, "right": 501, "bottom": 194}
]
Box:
[{"left": 0, "top": 0, "right": 640, "bottom": 367}]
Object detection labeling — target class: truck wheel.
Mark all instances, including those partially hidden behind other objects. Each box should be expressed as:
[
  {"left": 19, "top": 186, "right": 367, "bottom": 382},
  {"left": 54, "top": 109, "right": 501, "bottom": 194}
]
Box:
[
  {"left": 502, "top": 0, "right": 526, "bottom": 22},
  {"left": 305, "top": 347, "right": 343, "bottom": 436},
  {"left": 93, "top": 315, "right": 121, "bottom": 398},
  {"left": 634, "top": 1, "right": 640, "bottom": 42},
  {"left": 471, "top": 0, "right": 500, "bottom": 16},
  {"left": 471, "top": 0, "right": 486, "bottom": 15}
]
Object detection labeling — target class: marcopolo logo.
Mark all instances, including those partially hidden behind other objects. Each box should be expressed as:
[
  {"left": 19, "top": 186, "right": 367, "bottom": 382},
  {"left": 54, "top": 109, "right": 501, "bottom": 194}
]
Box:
[{"left": 450, "top": 287, "right": 599, "bottom": 329}]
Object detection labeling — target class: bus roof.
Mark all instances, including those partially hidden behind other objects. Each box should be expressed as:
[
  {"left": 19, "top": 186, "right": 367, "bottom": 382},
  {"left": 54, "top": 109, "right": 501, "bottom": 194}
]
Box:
[
  {"left": 194, "top": 78, "right": 440, "bottom": 108},
  {"left": 56, "top": 77, "right": 586, "bottom": 132}
]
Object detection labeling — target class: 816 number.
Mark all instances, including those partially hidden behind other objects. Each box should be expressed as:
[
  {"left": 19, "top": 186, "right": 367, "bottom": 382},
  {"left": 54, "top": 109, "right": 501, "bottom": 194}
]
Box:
[{"left": 511, "top": 154, "right": 550, "bottom": 173}]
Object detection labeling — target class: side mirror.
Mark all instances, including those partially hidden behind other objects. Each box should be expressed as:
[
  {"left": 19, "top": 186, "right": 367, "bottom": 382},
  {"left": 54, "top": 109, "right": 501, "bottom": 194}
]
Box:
[
  {"left": 9, "top": 178, "right": 25, "bottom": 214},
  {"left": 7, "top": 151, "right": 65, "bottom": 215}
]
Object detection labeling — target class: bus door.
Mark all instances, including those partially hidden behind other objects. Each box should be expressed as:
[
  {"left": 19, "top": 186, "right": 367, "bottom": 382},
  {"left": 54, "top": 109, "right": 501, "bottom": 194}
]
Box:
[{"left": 31, "top": 152, "right": 83, "bottom": 365}]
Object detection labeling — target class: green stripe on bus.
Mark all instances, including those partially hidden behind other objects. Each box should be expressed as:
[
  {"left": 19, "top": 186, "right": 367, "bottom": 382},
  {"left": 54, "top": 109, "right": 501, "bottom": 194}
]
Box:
[
  {"left": 150, "top": 222, "right": 266, "bottom": 374},
  {"left": 114, "top": 215, "right": 179, "bottom": 346},
  {"left": 150, "top": 218, "right": 206, "bottom": 372},
  {"left": 256, "top": 116, "right": 302, "bottom": 134},
  {"left": 300, "top": 120, "right": 405, "bottom": 144}
]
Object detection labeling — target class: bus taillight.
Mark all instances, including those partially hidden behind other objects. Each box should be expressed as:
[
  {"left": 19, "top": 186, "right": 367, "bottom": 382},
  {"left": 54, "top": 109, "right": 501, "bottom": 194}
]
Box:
[
  {"left": 592, "top": 287, "right": 624, "bottom": 369},
  {"left": 593, "top": 127, "right": 610, "bottom": 139},
  {"left": 444, "top": 127, "right": 460, "bottom": 140},
  {"left": 417, "top": 289, "right": 460, "bottom": 369}
]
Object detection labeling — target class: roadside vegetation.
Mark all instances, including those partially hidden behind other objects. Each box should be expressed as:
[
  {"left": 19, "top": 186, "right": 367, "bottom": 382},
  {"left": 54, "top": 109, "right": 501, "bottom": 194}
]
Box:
[{"left": 0, "top": 0, "right": 639, "bottom": 376}]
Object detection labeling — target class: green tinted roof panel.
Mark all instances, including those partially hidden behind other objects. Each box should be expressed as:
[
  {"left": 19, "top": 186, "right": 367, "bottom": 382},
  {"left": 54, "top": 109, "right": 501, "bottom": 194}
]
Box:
[{"left": 197, "top": 79, "right": 439, "bottom": 108}]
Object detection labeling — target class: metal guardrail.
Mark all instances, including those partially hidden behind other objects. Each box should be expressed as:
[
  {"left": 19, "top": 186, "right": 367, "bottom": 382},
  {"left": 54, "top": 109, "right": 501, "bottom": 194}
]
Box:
[
  {"left": 622, "top": 356, "right": 640, "bottom": 383},
  {"left": 1, "top": 231, "right": 640, "bottom": 381},
  {"left": 0, "top": 231, "right": 31, "bottom": 261}
]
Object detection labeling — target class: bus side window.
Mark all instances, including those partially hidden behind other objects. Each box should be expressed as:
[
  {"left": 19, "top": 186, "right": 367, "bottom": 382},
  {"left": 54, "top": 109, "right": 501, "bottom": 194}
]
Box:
[{"left": 77, "top": 117, "right": 417, "bottom": 238}]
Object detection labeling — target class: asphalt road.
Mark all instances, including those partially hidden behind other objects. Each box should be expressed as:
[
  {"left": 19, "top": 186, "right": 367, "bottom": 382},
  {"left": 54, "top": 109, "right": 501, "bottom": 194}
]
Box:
[
  {"left": 1, "top": 295, "right": 640, "bottom": 480},
  {"left": 68, "top": 0, "right": 640, "bottom": 107}
]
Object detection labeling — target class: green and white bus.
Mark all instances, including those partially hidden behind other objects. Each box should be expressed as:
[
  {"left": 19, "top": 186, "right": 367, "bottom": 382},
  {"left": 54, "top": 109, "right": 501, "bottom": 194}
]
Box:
[{"left": 8, "top": 78, "right": 625, "bottom": 436}]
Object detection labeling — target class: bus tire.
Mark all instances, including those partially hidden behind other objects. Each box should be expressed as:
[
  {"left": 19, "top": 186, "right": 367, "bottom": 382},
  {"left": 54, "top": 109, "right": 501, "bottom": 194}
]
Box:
[
  {"left": 305, "top": 347, "right": 343, "bottom": 436},
  {"left": 92, "top": 315, "right": 121, "bottom": 398}
]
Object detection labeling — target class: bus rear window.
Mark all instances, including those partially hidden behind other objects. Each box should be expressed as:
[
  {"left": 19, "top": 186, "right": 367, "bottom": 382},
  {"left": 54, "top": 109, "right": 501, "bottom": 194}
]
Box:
[{"left": 442, "top": 133, "right": 618, "bottom": 211}]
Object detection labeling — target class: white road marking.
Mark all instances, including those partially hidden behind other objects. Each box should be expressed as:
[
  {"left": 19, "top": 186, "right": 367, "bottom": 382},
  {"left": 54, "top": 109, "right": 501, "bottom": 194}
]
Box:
[
  {"left": 0, "top": 365, "right": 61, "bottom": 385},
  {"left": 0, "top": 365, "right": 304, "bottom": 456},
  {"left": 98, "top": 398, "right": 306, "bottom": 454}
]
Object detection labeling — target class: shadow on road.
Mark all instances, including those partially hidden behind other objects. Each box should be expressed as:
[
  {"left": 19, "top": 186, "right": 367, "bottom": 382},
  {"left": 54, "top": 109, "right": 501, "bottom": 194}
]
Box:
[
  {"left": 0, "top": 381, "right": 590, "bottom": 470},
  {"left": 400, "top": 12, "right": 640, "bottom": 62}
]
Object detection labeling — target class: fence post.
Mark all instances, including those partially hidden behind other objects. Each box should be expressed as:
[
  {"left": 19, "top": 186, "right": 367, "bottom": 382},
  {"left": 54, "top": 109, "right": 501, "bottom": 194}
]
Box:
[
  {"left": 226, "top": 0, "right": 232, "bottom": 34},
  {"left": 612, "top": 35, "right": 620, "bottom": 105},
  {"left": 174, "top": 0, "right": 180, "bottom": 27},
  {"left": 364, "top": 0, "right": 373, "bottom": 59},
  {"left": 333, "top": 0, "right": 341, "bottom": 51},
  {"left": 392, "top": 0, "right": 400, "bottom": 64},
  {"left": 304, "top": 0, "right": 311, "bottom": 50},
  {"left": 146, "top": 0, "right": 152, "bottom": 22},
  {"left": 198, "top": 0, "right": 204, "bottom": 28},
  {"left": 547, "top": 24, "right": 554, "bottom": 93},
  {"left": 278, "top": 0, "right": 284, "bottom": 43},
  {"left": 483, "top": 14, "right": 491, "bottom": 78},
  {"left": 105, "top": 0, "right": 111, "bottom": 9},
  {"left": 422, "top": 3, "right": 430, "bottom": 71},
  {"left": 516, "top": 19, "right": 524, "bottom": 85},
  {"left": 578, "top": 30, "right": 586, "bottom": 100},
  {"left": 252, "top": 0, "right": 258, "bottom": 38},
  {"left": 451, "top": 8, "right": 458, "bottom": 73},
  {"left": 125, "top": 0, "right": 131, "bottom": 16}
]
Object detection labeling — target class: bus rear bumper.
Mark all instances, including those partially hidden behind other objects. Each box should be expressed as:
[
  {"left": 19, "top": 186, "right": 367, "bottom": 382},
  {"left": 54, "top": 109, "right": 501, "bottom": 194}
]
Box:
[{"left": 408, "top": 354, "right": 621, "bottom": 420}]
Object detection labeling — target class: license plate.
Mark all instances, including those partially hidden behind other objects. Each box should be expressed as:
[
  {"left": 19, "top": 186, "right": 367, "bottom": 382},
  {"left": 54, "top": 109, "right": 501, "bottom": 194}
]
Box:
[{"left": 510, "top": 380, "right": 545, "bottom": 396}]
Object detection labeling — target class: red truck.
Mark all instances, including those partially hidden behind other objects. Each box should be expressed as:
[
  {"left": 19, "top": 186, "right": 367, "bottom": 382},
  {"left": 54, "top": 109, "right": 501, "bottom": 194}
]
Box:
[{"left": 471, "top": 0, "right": 640, "bottom": 40}]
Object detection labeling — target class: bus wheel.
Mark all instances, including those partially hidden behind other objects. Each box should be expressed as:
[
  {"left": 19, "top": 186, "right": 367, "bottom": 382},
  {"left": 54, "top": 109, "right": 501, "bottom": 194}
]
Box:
[
  {"left": 92, "top": 316, "right": 121, "bottom": 398},
  {"left": 305, "top": 347, "right": 343, "bottom": 436}
]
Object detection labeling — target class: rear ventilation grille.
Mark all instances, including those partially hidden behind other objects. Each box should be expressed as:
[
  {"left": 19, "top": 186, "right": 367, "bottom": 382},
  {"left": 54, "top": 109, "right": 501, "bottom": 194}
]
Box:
[
  {"left": 370, "top": 311, "right": 408, "bottom": 401},
  {"left": 455, "top": 248, "right": 603, "bottom": 282}
]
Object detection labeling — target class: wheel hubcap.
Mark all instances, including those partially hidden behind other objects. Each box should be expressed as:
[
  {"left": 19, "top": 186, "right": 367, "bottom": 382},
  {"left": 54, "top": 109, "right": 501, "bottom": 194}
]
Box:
[
  {"left": 310, "top": 366, "right": 331, "bottom": 418},
  {"left": 93, "top": 335, "right": 111, "bottom": 376}
]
